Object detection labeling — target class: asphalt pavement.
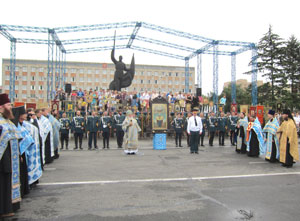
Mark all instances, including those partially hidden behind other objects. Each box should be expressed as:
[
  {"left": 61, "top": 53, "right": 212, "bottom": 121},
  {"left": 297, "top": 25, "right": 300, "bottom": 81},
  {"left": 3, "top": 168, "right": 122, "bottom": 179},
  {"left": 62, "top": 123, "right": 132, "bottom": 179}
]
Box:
[{"left": 5, "top": 136, "right": 300, "bottom": 221}]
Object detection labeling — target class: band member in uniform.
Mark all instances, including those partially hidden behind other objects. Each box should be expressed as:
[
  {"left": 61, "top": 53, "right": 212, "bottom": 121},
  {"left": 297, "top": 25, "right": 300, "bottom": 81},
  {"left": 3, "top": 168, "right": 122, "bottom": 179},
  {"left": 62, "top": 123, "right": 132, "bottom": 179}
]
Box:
[
  {"left": 218, "top": 112, "right": 227, "bottom": 146},
  {"left": 59, "top": 112, "right": 70, "bottom": 150},
  {"left": 208, "top": 112, "right": 218, "bottom": 146},
  {"left": 100, "top": 111, "right": 112, "bottom": 149},
  {"left": 184, "top": 112, "right": 192, "bottom": 147},
  {"left": 86, "top": 111, "right": 100, "bottom": 150},
  {"left": 199, "top": 112, "right": 207, "bottom": 146},
  {"left": 229, "top": 112, "right": 238, "bottom": 146},
  {"left": 187, "top": 108, "right": 203, "bottom": 154},
  {"left": 71, "top": 111, "right": 85, "bottom": 150},
  {"left": 172, "top": 113, "right": 184, "bottom": 147},
  {"left": 113, "top": 110, "right": 126, "bottom": 148}
]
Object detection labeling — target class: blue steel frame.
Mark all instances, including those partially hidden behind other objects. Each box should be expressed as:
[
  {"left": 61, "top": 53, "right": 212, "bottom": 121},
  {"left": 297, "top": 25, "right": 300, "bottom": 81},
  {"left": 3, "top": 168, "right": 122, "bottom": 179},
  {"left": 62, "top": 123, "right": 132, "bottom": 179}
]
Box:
[{"left": 0, "top": 22, "right": 257, "bottom": 104}]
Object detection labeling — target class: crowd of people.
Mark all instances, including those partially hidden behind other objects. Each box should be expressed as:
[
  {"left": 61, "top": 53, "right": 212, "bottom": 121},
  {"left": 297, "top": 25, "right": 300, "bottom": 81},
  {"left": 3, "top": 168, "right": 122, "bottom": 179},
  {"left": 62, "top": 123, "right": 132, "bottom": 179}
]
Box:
[{"left": 1, "top": 90, "right": 300, "bottom": 218}]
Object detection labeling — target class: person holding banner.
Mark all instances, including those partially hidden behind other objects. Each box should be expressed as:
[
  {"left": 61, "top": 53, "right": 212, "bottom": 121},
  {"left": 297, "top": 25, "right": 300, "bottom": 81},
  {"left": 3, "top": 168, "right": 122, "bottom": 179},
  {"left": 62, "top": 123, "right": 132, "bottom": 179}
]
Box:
[{"left": 246, "top": 116, "right": 265, "bottom": 157}]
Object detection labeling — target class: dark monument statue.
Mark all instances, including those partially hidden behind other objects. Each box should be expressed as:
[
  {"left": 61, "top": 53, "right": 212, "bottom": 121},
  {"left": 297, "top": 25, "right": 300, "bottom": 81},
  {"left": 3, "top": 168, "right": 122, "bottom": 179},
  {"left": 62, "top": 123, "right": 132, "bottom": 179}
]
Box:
[{"left": 109, "top": 32, "right": 135, "bottom": 91}]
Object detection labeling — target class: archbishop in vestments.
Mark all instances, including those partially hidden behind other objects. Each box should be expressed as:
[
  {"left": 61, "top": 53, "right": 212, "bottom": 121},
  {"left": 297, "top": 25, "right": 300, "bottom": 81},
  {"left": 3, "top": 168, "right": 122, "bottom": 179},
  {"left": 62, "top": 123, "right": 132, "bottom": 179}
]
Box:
[{"left": 122, "top": 110, "right": 141, "bottom": 155}]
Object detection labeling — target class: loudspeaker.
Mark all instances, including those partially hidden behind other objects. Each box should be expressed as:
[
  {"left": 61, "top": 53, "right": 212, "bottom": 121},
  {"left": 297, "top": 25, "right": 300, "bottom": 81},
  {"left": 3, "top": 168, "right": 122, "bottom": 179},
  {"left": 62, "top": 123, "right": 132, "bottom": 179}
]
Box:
[
  {"left": 65, "top": 83, "right": 72, "bottom": 94},
  {"left": 196, "top": 88, "right": 202, "bottom": 97}
]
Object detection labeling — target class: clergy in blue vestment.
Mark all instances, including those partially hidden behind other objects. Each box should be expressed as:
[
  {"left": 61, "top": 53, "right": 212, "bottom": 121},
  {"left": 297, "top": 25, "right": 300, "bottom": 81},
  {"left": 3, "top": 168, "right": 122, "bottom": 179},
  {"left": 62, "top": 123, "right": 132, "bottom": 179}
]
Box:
[
  {"left": 246, "top": 116, "right": 265, "bottom": 157},
  {"left": 263, "top": 110, "right": 280, "bottom": 163}
]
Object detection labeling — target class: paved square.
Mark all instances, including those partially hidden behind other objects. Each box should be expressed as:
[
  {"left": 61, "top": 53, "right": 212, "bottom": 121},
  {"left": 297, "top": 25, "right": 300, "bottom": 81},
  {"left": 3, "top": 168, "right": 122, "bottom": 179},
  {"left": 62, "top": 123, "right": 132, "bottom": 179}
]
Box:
[{"left": 8, "top": 137, "right": 300, "bottom": 221}]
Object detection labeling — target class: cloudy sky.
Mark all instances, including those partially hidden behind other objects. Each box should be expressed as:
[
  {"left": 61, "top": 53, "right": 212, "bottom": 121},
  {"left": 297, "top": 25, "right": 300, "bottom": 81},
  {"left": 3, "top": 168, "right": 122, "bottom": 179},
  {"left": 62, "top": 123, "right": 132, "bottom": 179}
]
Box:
[{"left": 1, "top": 0, "right": 299, "bottom": 95}]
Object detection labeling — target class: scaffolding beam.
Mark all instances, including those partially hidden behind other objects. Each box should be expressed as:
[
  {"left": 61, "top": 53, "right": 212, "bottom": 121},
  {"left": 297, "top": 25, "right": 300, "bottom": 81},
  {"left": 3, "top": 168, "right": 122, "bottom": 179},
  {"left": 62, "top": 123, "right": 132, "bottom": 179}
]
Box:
[
  {"left": 231, "top": 53, "right": 237, "bottom": 103},
  {"left": 197, "top": 54, "right": 202, "bottom": 89},
  {"left": 9, "top": 39, "right": 16, "bottom": 102},
  {"left": 251, "top": 48, "right": 258, "bottom": 105},
  {"left": 213, "top": 43, "right": 219, "bottom": 105},
  {"left": 185, "top": 57, "right": 190, "bottom": 93}
]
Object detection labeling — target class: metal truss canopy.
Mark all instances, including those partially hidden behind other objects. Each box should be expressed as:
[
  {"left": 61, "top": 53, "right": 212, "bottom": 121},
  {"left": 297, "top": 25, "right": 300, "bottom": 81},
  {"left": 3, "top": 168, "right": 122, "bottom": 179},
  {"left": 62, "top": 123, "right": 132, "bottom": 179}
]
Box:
[{"left": 0, "top": 21, "right": 258, "bottom": 105}]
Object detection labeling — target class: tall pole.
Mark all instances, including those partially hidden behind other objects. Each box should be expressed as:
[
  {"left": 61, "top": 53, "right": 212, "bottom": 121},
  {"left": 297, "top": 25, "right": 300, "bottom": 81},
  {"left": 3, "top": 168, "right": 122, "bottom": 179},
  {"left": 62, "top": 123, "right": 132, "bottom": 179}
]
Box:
[{"left": 231, "top": 53, "right": 236, "bottom": 104}]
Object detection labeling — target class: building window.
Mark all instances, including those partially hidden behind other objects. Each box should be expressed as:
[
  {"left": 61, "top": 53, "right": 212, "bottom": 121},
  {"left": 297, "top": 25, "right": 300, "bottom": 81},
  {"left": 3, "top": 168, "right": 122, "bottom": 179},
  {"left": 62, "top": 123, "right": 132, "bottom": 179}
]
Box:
[
  {"left": 175, "top": 72, "right": 178, "bottom": 77},
  {"left": 88, "top": 69, "right": 92, "bottom": 74},
  {"left": 147, "top": 72, "right": 151, "bottom": 76},
  {"left": 169, "top": 81, "right": 172, "bottom": 85},
  {"left": 15, "top": 75, "right": 18, "bottom": 80},
  {"left": 148, "top": 80, "right": 151, "bottom": 84},
  {"left": 15, "top": 85, "right": 19, "bottom": 90},
  {"left": 88, "top": 78, "right": 91, "bottom": 82},
  {"left": 141, "top": 71, "right": 144, "bottom": 75},
  {"left": 102, "top": 78, "right": 107, "bottom": 83},
  {"left": 72, "top": 77, "right": 75, "bottom": 82},
  {"left": 5, "top": 75, "right": 10, "bottom": 80},
  {"left": 15, "top": 67, "right": 19, "bottom": 72},
  {"left": 141, "top": 80, "right": 143, "bottom": 83},
  {"left": 23, "top": 76, "right": 27, "bottom": 81},
  {"left": 39, "top": 68, "right": 44, "bottom": 72},
  {"left": 22, "top": 94, "right": 26, "bottom": 99},
  {"left": 22, "top": 85, "right": 27, "bottom": 90},
  {"left": 39, "top": 76, "right": 43, "bottom": 81},
  {"left": 155, "top": 80, "right": 158, "bottom": 84},
  {"left": 96, "top": 70, "right": 99, "bottom": 74},
  {"left": 39, "top": 85, "right": 43, "bottom": 90},
  {"left": 22, "top": 67, "right": 27, "bottom": 72},
  {"left": 5, "top": 85, "right": 9, "bottom": 90},
  {"left": 103, "top": 70, "right": 107, "bottom": 74},
  {"left": 71, "top": 69, "right": 76, "bottom": 73},
  {"left": 80, "top": 77, "right": 84, "bottom": 82},
  {"left": 15, "top": 94, "right": 18, "bottom": 98},
  {"left": 154, "top": 72, "right": 158, "bottom": 76},
  {"left": 169, "top": 72, "right": 172, "bottom": 76},
  {"left": 5, "top": 66, "right": 10, "bottom": 71},
  {"left": 31, "top": 76, "right": 35, "bottom": 81},
  {"left": 80, "top": 69, "right": 84, "bottom": 73},
  {"left": 30, "top": 85, "right": 35, "bottom": 90},
  {"left": 31, "top": 67, "right": 36, "bottom": 72}
]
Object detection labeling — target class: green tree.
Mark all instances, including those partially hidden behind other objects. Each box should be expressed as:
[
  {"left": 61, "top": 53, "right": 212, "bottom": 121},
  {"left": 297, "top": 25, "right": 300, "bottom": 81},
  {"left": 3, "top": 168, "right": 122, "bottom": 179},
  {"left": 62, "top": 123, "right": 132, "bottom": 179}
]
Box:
[
  {"left": 281, "top": 35, "right": 300, "bottom": 110},
  {"left": 254, "top": 25, "right": 284, "bottom": 108}
]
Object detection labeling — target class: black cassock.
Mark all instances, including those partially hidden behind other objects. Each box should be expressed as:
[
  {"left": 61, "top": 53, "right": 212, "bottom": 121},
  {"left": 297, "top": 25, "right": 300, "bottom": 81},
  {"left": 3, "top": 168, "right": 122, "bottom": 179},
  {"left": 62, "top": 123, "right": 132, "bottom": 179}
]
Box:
[
  {"left": 0, "top": 144, "right": 13, "bottom": 215},
  {"left": 44, "top": 133, "right": 53, "bottom": 164},
  {"left": 240, "top": 126, "right": 247, "bottom": 154},
  {"left": 247, "top": 129, "right": 259, "bottom": 157},
  {"left": 20, "top": 152, "right": 30, "bottom": 198}
]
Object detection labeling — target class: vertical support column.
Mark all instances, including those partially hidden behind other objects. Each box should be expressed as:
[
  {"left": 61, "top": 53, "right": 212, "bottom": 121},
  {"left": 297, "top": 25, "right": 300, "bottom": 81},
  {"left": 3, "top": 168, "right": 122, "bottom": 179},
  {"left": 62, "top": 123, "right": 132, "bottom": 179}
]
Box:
[
  {"left": 231, "top": 53, "right": 236, "bottom": 104},
  {"left": 184, "top": 57, "right": 190, "bottom": 93},
  {"left": 213, "top": 42, "right": 219, "bottom": 106},
  {"left": 63, "top": 51, "right": 66, "bottom": 87},
  {"left": 197, "top": 53, "right": 202, "bottom": 89},
  {"left": 55, "top": 44, "right": 59, "bottom": 90},
  {"left": 47, "top": 29, "right": 54, "bottom": 102},
  {"left": 251, "top": 47, "right": 258, "bottom": 106},
  {"left": 9, "top": 39, "right": 16, "bottom": 102}
]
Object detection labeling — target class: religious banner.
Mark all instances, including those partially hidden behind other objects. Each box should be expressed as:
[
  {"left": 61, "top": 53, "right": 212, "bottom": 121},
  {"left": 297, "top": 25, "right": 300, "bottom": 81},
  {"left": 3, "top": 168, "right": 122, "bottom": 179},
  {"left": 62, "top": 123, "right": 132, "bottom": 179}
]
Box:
[
  {"left": 231, "top": 103, "right": 237, "bottom": 114},
  {"left": 37, "top": 102, "right": 49, "bottom": 109},
  {"left": 240, "top": 105, "right": 249, "bottom": 117},
  {"left": 250, "top": 106, "right": 257, "bottom": 117},
  {"left": 26, "top": 103, "right": 36, "bottom": 110},
  {"left": 14, "top": 102, "right": 25, "bottom": 107},
  {"left": 256, "top": 105, "right": 264, "bottom": 125},
  {"left": 151, "top": 96, "right": 169, "bottom": 133},
  {"left": 51, "top": 100, "right": 59, "bottom": 112},
  {"left": 65, "top": 101, "right": 74, "bottom": 112}
]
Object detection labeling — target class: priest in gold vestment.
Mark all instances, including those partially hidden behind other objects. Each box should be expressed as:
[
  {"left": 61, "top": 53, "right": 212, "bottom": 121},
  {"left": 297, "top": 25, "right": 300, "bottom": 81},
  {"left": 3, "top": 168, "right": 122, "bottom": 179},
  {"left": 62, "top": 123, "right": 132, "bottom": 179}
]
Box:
[{"left": 277, "top": 109, "right": 299, "bottom": 168}]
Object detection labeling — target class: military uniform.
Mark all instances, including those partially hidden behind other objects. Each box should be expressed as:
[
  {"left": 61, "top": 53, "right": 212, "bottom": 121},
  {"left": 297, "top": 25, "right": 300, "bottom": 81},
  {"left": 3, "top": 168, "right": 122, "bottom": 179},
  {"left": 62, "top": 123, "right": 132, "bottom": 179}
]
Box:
[
  {"left": 100, "top": 115, "right": 112, "bottom": 149},
  {"left": 172, "top": 117, "right": 184, "bottom": 147},
  {"left": 59, "top": 117, "right": 70, "bottom": 150},
  {"left": 208, "top": 116, "right": 218, "bottom": 146},
  {"left": 86, "top": 115, "right": 100, "bottom": 150},
  {"left": 113, "top": 113, "right": 126, "bottom": 148},
  {"left": 218, "top": 117, "right": 227, "bottom": 146},
  {"left": 200, "top": 117, "right": 207, "bottom": 146},
  {"left": 184, "top": 114, "right": 190, "bottom": 147},
  {"left": 71, "top": 115, "right": 85, "bottom": 150},
  {"left": 229, "top": 115, "right": 238, "bottom": 145}
]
